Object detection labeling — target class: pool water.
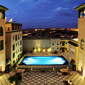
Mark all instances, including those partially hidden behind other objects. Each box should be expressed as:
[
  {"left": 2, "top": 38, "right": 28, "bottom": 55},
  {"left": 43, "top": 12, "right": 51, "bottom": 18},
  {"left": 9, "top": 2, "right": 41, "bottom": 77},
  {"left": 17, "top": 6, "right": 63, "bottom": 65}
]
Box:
[{"left": 22, "top": 56, "right": 66, "bottom": 65}]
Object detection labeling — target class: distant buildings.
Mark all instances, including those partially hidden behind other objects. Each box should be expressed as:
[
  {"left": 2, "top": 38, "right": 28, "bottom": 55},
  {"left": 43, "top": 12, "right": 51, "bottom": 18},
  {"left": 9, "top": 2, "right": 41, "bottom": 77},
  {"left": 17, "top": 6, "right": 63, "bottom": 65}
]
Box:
[{"left": 22, "top": 28, "right": 78, "bottom": 39}]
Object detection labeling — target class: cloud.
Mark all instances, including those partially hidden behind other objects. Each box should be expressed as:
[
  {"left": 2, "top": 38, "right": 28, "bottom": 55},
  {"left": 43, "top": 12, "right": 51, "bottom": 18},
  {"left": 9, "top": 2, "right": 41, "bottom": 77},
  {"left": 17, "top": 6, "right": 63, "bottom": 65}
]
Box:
[
  {"left": 17, "top": 0, "right": 26, "bottom": 5},
  {"left": 54, "top": 7, "right": 68, "bottom": 11},
  {"left": 53, "top": 7, "right": 76, "bottom": 17},
  {"left": 35, "top": 0, "right": 53, "bottom": 8}
]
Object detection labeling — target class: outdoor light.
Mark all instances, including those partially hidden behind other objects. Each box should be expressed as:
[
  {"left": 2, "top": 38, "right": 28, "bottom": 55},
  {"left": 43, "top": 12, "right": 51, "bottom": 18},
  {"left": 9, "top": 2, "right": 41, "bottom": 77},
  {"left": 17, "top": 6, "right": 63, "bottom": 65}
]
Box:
[
  {"left": 47, "top": 48, "right": 51, "bottom": 52},
  {"left": 34, "top": 49, "right": 36, "bottom": 52},
  {"left": 43, "top": 49, "right": 45, "bottom": 52},
  {"left": 38, "top": 48, "right": 41, "bottom": 52}
]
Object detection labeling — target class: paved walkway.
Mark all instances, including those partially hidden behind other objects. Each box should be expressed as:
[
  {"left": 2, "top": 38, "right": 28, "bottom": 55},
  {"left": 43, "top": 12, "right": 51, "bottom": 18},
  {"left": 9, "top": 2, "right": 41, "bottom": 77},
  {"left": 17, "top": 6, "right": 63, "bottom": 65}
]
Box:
[{"left": 0, "top": 71, "right": 85, "bottom": 85}]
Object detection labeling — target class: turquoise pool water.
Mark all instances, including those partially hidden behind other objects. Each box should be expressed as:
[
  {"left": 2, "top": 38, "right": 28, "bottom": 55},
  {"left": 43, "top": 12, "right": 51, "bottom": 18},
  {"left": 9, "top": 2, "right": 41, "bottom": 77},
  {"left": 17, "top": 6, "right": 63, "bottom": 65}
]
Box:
[{"left": 22, "top": 56, "right": 66, "bottom": 65}]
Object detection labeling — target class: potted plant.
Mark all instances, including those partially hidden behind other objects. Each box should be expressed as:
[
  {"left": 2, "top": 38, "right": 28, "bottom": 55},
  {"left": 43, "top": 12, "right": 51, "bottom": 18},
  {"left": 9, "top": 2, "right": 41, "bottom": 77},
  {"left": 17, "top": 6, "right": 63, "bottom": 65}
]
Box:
[
  {"left": 70, "top": 59, "right": 76, "bottom": 71},
  {"left": 8, "top": 73, "right": 22, "bottom": 85}
]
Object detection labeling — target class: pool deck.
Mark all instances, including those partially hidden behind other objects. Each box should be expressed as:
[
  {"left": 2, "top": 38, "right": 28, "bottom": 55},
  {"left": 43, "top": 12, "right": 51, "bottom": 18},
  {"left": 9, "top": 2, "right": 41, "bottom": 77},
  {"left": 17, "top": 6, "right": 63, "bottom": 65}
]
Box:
[
  {"left": 1, "top": 52, "right": 81, "bottom": 85},
  {"left": 0, "top": 71, "right": 85, "bottom": 85}
]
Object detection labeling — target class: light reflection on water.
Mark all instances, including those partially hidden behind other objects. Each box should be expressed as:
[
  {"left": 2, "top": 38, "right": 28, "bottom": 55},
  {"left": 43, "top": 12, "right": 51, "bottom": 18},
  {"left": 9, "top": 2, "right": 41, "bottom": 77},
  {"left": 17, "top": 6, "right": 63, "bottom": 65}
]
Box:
[{"left": 22, "top": 56, "right": 66, "bottom": 65}]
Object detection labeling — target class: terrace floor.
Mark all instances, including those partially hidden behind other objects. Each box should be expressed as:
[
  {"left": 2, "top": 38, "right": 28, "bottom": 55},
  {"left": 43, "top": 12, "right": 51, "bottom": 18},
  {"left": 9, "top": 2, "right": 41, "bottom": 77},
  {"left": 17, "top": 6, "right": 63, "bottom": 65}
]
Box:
[{"left": 0, "top": 71, "right": 85, "bottom": 85}]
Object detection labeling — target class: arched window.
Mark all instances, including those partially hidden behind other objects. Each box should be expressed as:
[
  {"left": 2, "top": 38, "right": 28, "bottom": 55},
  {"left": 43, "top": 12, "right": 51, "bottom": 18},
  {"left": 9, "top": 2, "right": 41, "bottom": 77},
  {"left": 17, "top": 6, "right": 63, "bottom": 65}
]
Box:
[
  {"left": 81, "top": 39, "right": 84, "bottom": 50},
  {"left": 8, "top": 27, "right": 10, "bottom": 31},
  {"left": 0, "top": 27, "right": 3, "bottom": 36},
  {"left": 0, "top": 40, "right": 3, "bottom": 51},
  {"left": 0, "top": 12, "right": 3, "bottom": 19}
]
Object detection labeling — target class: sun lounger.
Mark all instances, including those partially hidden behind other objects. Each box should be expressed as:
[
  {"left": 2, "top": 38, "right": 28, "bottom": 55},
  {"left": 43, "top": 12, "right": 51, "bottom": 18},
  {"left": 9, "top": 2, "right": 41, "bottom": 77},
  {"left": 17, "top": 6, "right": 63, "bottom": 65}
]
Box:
[
  {"left": 57, "top": 72, "right": 62, "bottom": 76},
  {"left": 21, "top": 72, "right": 26, "bottom": 77},
  {"left": 17, "top": 69, "right": 25, "bottom": 73},
  {"left": 60, "top": 68, "right": 68, "bottom": 73},
  {"left": 10, "top": 71, "right": 16, "bottom": 76}
]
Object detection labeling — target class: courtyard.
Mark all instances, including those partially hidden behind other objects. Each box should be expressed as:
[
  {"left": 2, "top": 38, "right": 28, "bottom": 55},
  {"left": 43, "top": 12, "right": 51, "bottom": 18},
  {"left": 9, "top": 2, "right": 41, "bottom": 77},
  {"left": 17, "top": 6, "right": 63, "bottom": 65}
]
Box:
[{"left": 0, "top": 71, "right": 85, "bottom": 85}]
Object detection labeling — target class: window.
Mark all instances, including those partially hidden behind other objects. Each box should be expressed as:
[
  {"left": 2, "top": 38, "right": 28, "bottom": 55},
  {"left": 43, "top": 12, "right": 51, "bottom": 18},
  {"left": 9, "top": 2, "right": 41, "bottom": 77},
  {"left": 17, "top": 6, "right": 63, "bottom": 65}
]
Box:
[
  {"left": 18, "top": 42, "right": 19, "bottom": 45},
  {"left": 20, "top": 47, "right": 22, "bottom": 52},
  {"left": 13, "top": 44, "right": 15, "bottom": 51},
  {"left": 16, "top": 43, "right": 17, "bottom": 46},
  {"left": 20, "top": 41, "right": 22, "bottom": 45},
  {"left": 16, "top": 51, "right": 17, "bottom": 54},
  {"left": 12, "top": 25, "right": 14, "bottom": 30},
  {"left": 15, "top": 35, "right": 17, "bottom": 41},
  {"left": 80, "top": 11, "right": 83, "bottom": 18},
  {"left": 52, "top": 41, "right": 54, "bottom": 45},
  {"left": 18, "top": 26, "right": 19, "bottom": 30},
  {"left": 57, "top": 47, "right": 59, "bottom": 49},
  {"left": 62, "top": 42, "right": 65, "bottom": 46},
  {"left": 8, "top": 27, "right": 10, "bottom": 31},
  {"left": 0, "top": 40, "right": 3, "bottom": 51},
  {"left": 57, "top": 42, "right": 59, "bottom": 45},
  {"left": 13, "top": 53, "right": 15, "bottom": 58},
  {"left": 13, "top": 36, "right": 14, "bottom": 40},
  {"left": 81, "top": 39, "right": 84, "bottom": 50},
  {"left": 15, "top": 25, "right": 17, "bottom": 30},
  {"left": 18, "top": 34, "right": 20, "bottom": 39},
  {"left": 0, "top": 27, "right": 3, "bottom": 36},
  {"left": 0, "top": 12, "right": 3, "bottom": 19}
]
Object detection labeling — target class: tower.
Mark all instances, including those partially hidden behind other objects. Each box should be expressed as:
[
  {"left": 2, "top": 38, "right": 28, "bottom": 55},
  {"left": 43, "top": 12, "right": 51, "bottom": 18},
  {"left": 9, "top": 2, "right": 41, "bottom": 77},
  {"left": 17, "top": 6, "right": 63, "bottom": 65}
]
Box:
[
  {"left": 75, "top": 3, "right": 85, "bottom": 77},
  {"left": 0, "top": 5, "right": 8, "bottom": 72}
]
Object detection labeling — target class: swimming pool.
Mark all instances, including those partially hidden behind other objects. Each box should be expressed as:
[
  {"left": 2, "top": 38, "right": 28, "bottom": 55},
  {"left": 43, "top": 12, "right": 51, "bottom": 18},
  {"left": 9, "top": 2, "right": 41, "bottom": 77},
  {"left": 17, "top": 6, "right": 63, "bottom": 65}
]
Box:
[{"left": 21, "top": 56, "right": 67, "bottom": 65}]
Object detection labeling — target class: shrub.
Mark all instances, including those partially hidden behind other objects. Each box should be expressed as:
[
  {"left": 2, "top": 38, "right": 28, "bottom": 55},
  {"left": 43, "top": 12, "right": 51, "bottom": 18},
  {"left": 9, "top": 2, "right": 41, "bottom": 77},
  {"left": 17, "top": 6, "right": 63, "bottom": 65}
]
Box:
[{"left": 8, "top": 73, "right": 22, "bottom": 84}]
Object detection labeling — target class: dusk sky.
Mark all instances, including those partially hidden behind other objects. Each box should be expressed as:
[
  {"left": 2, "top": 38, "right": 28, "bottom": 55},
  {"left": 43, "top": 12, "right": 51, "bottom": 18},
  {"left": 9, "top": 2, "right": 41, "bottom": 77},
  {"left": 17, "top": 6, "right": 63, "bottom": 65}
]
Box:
[{"left": 0, "top": 0, "right": 85, "bottom": 29}]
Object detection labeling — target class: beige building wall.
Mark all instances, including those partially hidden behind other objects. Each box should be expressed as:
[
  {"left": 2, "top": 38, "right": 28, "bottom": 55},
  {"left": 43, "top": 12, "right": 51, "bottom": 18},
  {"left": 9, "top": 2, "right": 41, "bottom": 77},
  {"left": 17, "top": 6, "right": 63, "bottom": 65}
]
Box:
[
  {"left": 23, "top": 39, "right": 51, "bottom": 53},
  {"left": 0, "top": 19, "right": 5, "bottom": 72},
  {"left": 6, "top": 31, "right": 22, "bottom": 66},
  {"left": 51, "top": 39, "right": 60, "bottom": 52},
  {"left": 69, "top": 44, "right": 78, "bottom": 70},
  {"left": 78, "top": 17, "right": 85, "bottom": 72}
]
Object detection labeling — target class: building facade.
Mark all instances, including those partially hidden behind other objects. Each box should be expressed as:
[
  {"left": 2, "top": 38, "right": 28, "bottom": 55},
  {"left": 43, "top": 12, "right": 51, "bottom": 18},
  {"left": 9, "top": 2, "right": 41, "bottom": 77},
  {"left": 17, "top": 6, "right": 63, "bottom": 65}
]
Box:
[
  {"left": 0, "top": 5, "right": 8, "bottom": 72},
  {"left": 23, "top": 37, "right": 69, "bottom": 53},
  {"left": 75, "top": 3, "right": 85, "bottom": 78},
  {"left": 68, "top": 38, "right": 78, "bottom": 70},
  {"left": 5, "top": 22, "right": 22, "bottom": 66}
]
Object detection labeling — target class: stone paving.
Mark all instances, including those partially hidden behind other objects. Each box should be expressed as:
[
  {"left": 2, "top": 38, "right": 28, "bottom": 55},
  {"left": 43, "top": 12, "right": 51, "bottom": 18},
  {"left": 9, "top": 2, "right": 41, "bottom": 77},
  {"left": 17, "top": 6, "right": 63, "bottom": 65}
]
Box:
[{"left": 0, "top": 71, "right": 85, "bottom": 85}]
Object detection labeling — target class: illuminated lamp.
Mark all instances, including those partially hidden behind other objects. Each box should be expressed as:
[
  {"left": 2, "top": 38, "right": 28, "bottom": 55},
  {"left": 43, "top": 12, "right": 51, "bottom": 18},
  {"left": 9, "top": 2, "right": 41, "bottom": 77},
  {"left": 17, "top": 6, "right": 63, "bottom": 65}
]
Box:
[
  {"left": 47, "top": 48, "right": 51, "bottom": 52},
  {"left": 38, "top": 48, "right": 41, "bottom": 52},
  {"left": 34, "top": 49, "right": 36, "bottom": 52},
  {"left": 43, "top": 49, "right": 45, "bottom": 52}
]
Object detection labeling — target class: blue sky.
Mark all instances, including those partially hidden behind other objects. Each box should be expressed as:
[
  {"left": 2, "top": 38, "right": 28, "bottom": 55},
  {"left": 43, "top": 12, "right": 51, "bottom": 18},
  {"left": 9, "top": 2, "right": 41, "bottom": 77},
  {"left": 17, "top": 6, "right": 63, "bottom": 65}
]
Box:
[{"left": 0, "top": 0, "right": 85, "bottom": 29}]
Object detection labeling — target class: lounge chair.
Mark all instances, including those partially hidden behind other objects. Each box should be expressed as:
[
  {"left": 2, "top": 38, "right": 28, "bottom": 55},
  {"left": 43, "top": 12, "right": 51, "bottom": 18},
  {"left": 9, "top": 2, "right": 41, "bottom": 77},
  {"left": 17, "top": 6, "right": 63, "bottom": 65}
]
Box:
[{"left": 57, "top": 72, "right": 62, "bottom": 76}]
